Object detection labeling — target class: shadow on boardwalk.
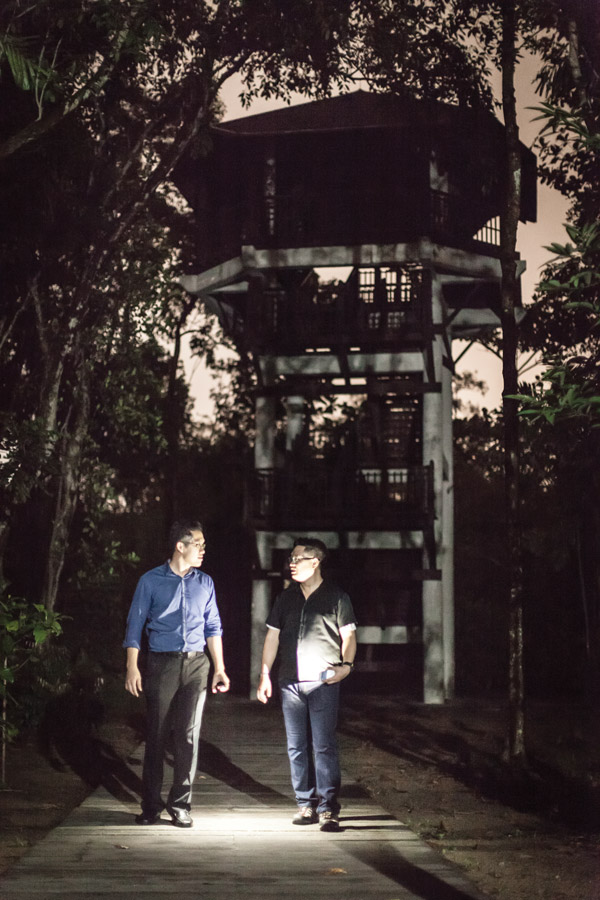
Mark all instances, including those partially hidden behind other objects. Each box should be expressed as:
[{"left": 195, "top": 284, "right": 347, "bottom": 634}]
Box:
[{"left": 0, "top": 697, "right": 490, "bottom": 900}]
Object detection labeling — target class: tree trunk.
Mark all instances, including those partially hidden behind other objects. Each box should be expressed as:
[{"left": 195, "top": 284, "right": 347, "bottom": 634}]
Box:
[
  {"left": 41, "top": 363, "right": 90, "bottom": 611},
  {"left": 0, "top": 297, "right": 67, "bottom": 586},
  {"left": 560, "top": 1, "right": 600, "bottom": 134},
  {"left": 500, "top": 0, "right": 526, "bottom": 764},
  {"left": 1, "top": 658, "right": 7, "bottom": 785},
  {"left": 164, "top": 299, "right": 196, "bottom": 529}
]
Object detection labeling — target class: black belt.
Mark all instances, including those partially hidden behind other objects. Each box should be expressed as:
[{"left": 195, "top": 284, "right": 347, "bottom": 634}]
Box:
[{"left": 152, "top": 650, "right": 204, "bottom": 659}]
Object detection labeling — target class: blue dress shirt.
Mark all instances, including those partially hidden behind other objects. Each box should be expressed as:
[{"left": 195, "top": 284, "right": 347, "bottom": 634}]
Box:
[{"left": 123, "top": 562, "right": 223, "bottom": 653}]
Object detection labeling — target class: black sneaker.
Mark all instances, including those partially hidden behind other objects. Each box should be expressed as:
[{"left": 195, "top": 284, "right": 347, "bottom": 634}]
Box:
[
  {"left": 292, "top": 805, "right": 318, "bottom": 825},
  {"left": 318, "top": 811, "right": 340, "bottom": 832}
]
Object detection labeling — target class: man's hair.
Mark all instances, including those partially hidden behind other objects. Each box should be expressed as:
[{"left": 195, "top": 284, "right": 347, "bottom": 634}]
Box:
[
  {"left": 292, "top": 537, "right": 328, "bottom": 564},
  {"left": 169, "top": 520, "right": 204, "bottom": 553}
]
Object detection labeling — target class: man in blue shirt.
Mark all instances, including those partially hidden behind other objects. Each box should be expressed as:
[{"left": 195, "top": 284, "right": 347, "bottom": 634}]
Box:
[{"left": 124, "top": 520, "right": 230, "bottom": 827}]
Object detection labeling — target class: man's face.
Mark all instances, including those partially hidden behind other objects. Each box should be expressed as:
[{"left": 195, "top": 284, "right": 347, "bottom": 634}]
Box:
[
  {"left": 180, "top": 530, "right": 206, "bottom": 568},
  {"left": 288, "top": 545, "right": 318, "bottom": 582}
]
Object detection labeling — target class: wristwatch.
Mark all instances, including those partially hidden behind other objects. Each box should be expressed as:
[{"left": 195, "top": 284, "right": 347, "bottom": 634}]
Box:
[{"left": 340, "top": 661, "right": 354, "bottom": 671}]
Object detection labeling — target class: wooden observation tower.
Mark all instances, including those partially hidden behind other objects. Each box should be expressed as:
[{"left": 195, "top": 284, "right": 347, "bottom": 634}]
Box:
[{"left": 173, "top": 91, "right": 536, "bottom": 702}]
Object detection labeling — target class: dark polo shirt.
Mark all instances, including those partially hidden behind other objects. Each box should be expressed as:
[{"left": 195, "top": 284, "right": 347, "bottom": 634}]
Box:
[{"left": 267, "top": 580, "right": 356, "bottom": 683}]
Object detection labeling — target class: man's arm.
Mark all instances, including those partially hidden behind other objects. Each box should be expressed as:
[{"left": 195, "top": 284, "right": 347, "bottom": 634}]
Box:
[
  {"left": 256, "top": 627, "right": 280, "bottom": 703},
  {"left": 324, "top": 626, "right": 357, "bottom": 684},
  {"left": 206, "top": 635, "right": 230, "bottom": 693},
  {"left": 125, "top": 647, "right": 143, "bottom": 697},
  {"left": 123, "top": 574, "right": 152, "bottom": 696},
  {"left": 341, "top": 627, "right": 357, "bottom": 667}
]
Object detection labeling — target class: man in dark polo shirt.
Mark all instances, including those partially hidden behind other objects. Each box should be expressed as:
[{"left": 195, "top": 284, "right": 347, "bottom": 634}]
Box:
[
  {"left": 124, "top": 520, "right": 230, "bottom": 828},
  {"left": 257, "top": 538, "right": 357, "bottom": 832}
]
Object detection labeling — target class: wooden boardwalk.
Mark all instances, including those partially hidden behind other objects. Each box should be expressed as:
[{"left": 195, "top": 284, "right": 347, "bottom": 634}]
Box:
[{"left": 0, "top": 697, "right": 489, "bottom": 899}]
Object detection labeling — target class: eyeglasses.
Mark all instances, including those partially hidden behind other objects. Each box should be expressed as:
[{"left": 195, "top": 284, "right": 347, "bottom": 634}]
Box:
[
  {"left": 186, "top": 539, "right": 206, "bottom": 549},
  {"left": 288, "top": 555, "right": 316, "bottom": 565}
]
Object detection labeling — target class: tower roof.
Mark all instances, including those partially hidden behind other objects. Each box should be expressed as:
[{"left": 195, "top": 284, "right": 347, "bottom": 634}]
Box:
[{"left": 217, "top": 89, "right": 501, "bottom": 138}]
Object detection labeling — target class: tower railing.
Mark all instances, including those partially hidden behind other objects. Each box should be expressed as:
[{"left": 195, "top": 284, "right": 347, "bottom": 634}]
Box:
[
  {"left": 249, "top": 462, "right": 434, "bottom": 530},
  {"left": 250, "top": 187, "right": 490, "bottom": 250},
  {"left": 247, "top": 266, "right": 429, "bottom": 352}
]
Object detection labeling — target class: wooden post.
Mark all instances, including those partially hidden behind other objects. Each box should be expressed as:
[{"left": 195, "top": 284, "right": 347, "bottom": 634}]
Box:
[{"left": 421, "top": 273, "right": 445, "bottom": 703}]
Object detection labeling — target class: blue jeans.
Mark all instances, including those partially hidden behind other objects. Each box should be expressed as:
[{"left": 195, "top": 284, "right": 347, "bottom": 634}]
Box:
[{"left": 280, "top": 681, "right": 341, "bottom": 815}]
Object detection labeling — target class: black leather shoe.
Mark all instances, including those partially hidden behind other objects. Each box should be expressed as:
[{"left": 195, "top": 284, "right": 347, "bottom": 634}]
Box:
[
  {"left": 135, "top": 812, "right": 161, "bottom": 825},
  {"left": 167, "top": 806, "right": 193, "bottom": 828}
]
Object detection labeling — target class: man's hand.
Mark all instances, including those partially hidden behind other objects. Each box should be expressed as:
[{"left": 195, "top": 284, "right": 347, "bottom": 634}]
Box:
[
  {"left": 257, "top": 628, "right": 278, "bottom": 703},
  {"left": 323, "top": 663, "right": 352, "bottom": 685},
  {"left": 212, "top": 669, "right": 231, "bottom": 693},
  {"left": 257, "top": 673, "right": 272, "bottom": 704},
  {"left": 125, "top": 666, "right": 143, "bottom": 697}
]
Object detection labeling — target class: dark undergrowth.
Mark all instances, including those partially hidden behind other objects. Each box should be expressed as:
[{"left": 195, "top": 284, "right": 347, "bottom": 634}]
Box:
[{"left": 340, "top": 695, "right": 600, "bottom": 831}]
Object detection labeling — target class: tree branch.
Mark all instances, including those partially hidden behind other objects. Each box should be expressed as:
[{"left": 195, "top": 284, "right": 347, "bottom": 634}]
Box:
[{"left": 0, "top": 10, "right": 138, "bottom": 160}]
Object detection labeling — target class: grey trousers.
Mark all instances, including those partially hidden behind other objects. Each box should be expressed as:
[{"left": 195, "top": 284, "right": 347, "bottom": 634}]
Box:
[{"left": 141, "top": 651, "right": 209, "bottom": 815}]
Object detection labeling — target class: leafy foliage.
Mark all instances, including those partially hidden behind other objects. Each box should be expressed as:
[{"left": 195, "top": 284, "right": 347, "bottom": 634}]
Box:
[
  {"left": 353, "top": 0, "right": 495, "bottom": 107},
  {"left": 512, "top": 168, "right": 600, "bottom": 427},
  {"left": 0, "top": 595, "right": 64, "bottom": 757}
]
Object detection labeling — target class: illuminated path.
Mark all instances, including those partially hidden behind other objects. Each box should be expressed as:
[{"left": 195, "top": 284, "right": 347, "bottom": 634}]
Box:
[{"left": 0, "top": 697, "right": 488, "bottom": 899}]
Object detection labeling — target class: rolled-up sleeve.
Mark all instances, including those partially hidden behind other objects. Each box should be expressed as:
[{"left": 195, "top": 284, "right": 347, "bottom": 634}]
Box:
[
  {"left": 203, "top": 579, "right": 223, "bottom": 638},
  {"left": 123, "top": 575, "right": 153, "bottom": 649}
]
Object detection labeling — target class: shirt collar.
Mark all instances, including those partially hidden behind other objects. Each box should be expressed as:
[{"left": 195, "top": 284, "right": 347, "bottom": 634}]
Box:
[
  {"left": 291, "top": 579, "right": 324, "bottom": 599},
  {"left": 162, "top": 561, "right": 199, "bottom": 579}
]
